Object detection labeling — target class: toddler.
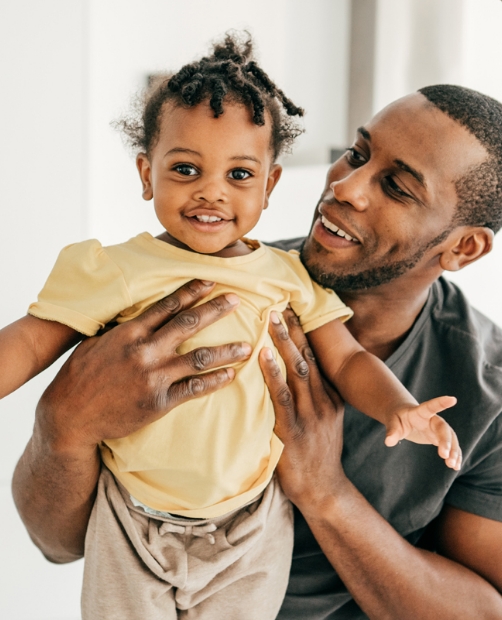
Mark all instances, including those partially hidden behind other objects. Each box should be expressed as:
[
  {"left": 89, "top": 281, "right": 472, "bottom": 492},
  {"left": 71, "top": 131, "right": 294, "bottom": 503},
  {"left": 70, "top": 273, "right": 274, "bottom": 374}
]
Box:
[{"left": 0, "top": 34, "right": 460, "bottom": 619}]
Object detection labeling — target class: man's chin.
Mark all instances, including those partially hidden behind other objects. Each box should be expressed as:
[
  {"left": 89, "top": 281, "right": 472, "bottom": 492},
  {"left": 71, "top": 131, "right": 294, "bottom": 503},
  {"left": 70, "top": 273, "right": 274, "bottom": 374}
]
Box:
[{"left": 300, "top": 240, "right": 423, "bottom": 292}]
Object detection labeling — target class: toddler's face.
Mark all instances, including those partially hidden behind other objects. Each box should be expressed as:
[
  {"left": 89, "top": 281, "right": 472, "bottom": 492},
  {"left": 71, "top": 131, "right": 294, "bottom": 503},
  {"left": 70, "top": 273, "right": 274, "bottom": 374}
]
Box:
[{"left": 137, "top": 101, "right": 281, "bottom": 255}]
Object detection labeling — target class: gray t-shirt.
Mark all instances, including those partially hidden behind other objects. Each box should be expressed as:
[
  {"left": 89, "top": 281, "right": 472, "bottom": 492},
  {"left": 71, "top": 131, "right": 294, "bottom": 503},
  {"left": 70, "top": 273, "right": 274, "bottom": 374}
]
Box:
[{"left": 272, "top": 238, "right": 502, "bottom": 619}]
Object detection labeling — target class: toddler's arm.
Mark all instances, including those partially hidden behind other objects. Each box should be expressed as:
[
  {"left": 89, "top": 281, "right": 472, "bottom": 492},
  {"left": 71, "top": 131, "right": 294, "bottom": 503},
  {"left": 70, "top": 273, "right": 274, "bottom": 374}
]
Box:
[
  {"left": 0, "top": 316, "right": 81, "bottom": 399},
  {"left": 306, "top": 317, "right": 460, "bottom": 469}
]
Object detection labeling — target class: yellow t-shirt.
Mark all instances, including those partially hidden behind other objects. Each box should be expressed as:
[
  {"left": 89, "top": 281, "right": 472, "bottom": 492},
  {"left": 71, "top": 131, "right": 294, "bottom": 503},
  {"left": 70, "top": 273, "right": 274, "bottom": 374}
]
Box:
[{"left": 29, "top": 233, "right": 352, "bottom": 518}]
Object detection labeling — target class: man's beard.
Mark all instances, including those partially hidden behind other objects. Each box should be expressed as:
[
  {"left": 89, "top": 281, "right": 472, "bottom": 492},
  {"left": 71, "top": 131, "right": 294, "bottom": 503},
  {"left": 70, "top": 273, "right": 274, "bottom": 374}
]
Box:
[{"left": 300, "top": 228, "right": 452, "bottom": 292}]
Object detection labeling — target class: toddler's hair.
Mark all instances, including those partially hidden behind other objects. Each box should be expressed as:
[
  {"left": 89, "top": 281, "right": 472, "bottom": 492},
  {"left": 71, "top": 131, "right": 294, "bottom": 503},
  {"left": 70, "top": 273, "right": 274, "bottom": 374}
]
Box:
[{"left": 116, "top": 31, "right": 304, "bottom": 160}]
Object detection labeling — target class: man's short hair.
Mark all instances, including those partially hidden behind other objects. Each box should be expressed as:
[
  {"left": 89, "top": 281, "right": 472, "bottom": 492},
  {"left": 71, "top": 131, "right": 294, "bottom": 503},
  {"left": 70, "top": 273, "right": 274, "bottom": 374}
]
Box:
[{"left": 419, "top": 85, "right": 502, "bottom": 233}]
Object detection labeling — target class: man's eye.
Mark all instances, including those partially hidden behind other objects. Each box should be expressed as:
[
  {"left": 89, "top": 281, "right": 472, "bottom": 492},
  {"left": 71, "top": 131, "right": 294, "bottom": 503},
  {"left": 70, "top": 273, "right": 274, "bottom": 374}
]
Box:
[
  {"left": 174, "top": 164, "right": 197, "bottom": 176},
  {"left": 383, "top": 176, "right": 408, "bottom": 198},
  {"left": 345, "top": 148, "right": 366, "bottom": 165},
  {"left": 229, "top": 169, "right": 251, "bottom": 180}
]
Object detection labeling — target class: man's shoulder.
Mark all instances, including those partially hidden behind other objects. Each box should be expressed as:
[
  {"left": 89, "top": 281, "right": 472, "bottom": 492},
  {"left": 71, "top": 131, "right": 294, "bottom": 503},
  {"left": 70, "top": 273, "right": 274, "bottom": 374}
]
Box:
[
  {"left": 266, "top": 237, "right": 306, "bottom": 253},
  {"left": 431, "top": 277, "right": 502, "bottom": 371}
]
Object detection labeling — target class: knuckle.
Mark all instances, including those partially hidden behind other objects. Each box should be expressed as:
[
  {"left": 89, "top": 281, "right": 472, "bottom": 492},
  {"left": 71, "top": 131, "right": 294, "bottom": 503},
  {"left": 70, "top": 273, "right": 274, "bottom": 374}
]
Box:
[
  {"left": 191, "top": 347, "right": 214, "bottom": 371},
  {"left": 173, "top": 309, "right": 200, "bottom": 331},
  {"left": 301, "top": 344, "right": 316, "bottom": 364},
  {"left": 156, "top": 295, "right": 182, "bottom": 315},
  {"left": 228, "top": 342, "right": 244, "bottom": 359},
  {"left": 207, "top": 296, "right": 227, "bottom": 314},
  {"left": 186, "top": 375, "right": 206, "bottom": 396},
  {"left": 295, "top": 357, "right": 310, "bottom": 378},
  {"left": 184, "top": 280, "right": 204, "bottom": 298},
  {"left": 122, "top": 321, "right": 145, "bottom": 342},
  {"left": 276, "top": 323, "right": 290, "bottom": 342},
  {"left": 277, "top": 386, "right": 293, "bottom": 408},
  {"left": 130, "top": 341, "right": 155, "bottom": 367},
  {"left": 286, "top": 311, "right": 301, "bottom": 328}
]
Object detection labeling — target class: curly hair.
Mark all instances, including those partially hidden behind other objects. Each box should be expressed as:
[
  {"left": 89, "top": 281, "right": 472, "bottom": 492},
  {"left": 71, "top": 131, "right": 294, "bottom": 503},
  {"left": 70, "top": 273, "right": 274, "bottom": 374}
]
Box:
[
  {"left": 419, "top": 85, "right": 502, "bottom": 233},
  {"left": 116, "top": 31, "right": 304, "bottom": 161}
]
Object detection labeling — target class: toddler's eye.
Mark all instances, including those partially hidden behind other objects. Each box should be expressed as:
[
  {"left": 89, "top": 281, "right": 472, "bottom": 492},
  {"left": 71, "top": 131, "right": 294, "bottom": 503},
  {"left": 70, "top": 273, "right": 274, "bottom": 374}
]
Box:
[
  {"left": 174, "top": 164, "right": 197, "bottom": 176},
  {"left": 229, "top": 169, "right": 251, "bottom": 180}
]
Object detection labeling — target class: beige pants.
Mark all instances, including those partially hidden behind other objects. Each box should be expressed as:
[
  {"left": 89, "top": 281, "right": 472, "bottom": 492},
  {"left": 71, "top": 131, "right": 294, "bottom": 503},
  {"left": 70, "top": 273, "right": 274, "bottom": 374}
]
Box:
[{"left": 82, "top": 467, "right": 293, "bottom": 619}]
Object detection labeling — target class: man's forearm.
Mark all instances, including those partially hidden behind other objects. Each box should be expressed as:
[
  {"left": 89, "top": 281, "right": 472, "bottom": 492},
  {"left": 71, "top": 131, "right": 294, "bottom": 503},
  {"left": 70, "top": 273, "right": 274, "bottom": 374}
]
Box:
[
  {"left": 12, "top": 427, "right": 100, "bottom": 563},
  {"left": 301, "top": 480, "right": 502, "bottom": 620}
]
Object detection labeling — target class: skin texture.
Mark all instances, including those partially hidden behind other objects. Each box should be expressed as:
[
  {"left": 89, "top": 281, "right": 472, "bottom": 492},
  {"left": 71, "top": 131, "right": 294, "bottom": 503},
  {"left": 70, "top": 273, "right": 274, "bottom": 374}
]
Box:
[{"left": 10, "top": 93, "right": 502, "bottom": 617}]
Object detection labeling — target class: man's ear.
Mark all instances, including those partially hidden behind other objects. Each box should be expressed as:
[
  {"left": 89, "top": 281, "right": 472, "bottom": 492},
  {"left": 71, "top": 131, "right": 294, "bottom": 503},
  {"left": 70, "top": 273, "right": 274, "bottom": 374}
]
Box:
[
  {"left": 263, "top": 164, "right": 282, "bottom": 210},
  {"left": 136, "top": 153, "right": 153, "bottom": 201},
  {"left": 439, "top": 227, "right": 494, "bottom": 272}
]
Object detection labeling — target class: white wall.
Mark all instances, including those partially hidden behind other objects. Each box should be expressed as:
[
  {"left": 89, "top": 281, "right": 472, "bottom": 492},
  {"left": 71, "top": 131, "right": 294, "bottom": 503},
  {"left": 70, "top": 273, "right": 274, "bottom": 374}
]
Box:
[{"left": 0, "top": 2, "right": 87, "bottom": 618}]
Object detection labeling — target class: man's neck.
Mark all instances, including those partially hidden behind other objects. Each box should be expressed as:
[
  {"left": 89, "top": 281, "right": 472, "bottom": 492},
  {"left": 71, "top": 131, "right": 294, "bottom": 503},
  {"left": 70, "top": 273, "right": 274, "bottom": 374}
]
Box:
[{"left": 338, "top": 279, "right": 433, "bottom": 361}]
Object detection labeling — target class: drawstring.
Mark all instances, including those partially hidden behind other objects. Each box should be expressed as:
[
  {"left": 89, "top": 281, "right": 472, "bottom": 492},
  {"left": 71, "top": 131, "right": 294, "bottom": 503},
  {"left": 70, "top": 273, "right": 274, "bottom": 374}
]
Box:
[{"left": 159, "top": 521, "right": 217, "bottom": 544}]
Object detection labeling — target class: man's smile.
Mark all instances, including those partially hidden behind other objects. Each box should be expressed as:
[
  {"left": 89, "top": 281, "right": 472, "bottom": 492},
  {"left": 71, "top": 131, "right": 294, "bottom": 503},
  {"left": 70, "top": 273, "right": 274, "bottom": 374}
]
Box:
[{"left": 320, "top": 215, "right": 359, "bottom": 243}]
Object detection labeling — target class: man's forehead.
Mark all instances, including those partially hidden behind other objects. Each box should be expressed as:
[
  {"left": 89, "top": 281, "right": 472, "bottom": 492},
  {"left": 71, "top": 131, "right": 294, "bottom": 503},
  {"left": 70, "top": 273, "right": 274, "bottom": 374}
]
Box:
[{"left": 364, "top": 93, "right": 488, "bottom": 182}]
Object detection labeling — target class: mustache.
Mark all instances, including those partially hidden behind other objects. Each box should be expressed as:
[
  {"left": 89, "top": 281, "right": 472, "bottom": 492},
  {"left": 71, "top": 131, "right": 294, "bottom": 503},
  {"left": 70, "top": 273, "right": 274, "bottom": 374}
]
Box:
[{"left": 319, "top": 191, "right": 337, "bottom": 206}]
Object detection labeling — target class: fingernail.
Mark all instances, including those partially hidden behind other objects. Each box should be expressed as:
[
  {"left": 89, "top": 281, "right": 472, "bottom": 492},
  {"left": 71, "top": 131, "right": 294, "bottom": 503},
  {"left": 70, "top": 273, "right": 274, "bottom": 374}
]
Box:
[
  {"left": 270, "top": 311, "right": 281, "bottom": 324},
  {"left": 201, "top": 280, "right": 214, "bottom": 286},
  {"left": 263, "top": 347, "right": 274, "bottom": 360},
  {"left": 241, "top": 343, "right": 252, "bottom": 355},
  {"left": 225, "top": 293, "right": 240, "bottom": 306}
]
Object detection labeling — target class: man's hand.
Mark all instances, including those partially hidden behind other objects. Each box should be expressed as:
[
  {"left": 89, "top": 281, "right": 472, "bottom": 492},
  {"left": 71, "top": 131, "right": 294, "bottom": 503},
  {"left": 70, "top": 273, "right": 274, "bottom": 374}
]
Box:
[
  {"left": 260, "top": 308, "right": 502, "bottom": 619},
  {"left": 42, "top": 279, "right": 251, "bottom": 452},
  {"left": 259, "top": 308, "right": 347, "bottom": 512},
  {"left": 13, "top": 279, "right": 250, "bottom": 562}
]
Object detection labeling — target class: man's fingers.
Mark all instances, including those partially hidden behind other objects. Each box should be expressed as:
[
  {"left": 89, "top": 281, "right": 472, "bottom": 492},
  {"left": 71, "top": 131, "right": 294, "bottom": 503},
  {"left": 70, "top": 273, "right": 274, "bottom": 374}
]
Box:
[
  {"left": 176, "top": 342, "right": 252, "bottom": 377},
  {"left": 259, "top": 347, "right": 299, "bottom": 440},
  {"left": 132, "top": 280, "right": 217, "bottom": 333},
  {"left": 155, "top": 293, "right": 241, "bottom": 349},
  {"left": 165, "top": 367, "right": 236, "bottom": 412},
  {"left": 269, "top": 310, "right": 332, "bottom": 412},
  {"left": 268, "top": 311, "right": 310, "bottom": 390}
]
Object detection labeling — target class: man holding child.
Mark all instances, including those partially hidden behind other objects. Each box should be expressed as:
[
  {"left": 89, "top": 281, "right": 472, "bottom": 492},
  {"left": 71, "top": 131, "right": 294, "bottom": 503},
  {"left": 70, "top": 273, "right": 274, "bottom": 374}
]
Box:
[{"left": 13, "top": 85, "right": 502, "bottom": 618}]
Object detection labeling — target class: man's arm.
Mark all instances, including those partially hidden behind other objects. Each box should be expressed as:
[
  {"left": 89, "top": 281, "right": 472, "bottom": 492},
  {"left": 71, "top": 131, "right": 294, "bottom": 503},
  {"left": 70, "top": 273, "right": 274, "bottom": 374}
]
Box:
[
  {"left": 260, "top": 309, "right": 502, "bottom": 620},
  {"left": 12, "top": 280, "right": 250, "bottom": 563}
]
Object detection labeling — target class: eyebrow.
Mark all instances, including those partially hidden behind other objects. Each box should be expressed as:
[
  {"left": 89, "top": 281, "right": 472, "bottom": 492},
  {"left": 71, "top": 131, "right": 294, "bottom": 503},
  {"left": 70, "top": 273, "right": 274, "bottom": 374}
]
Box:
[
  {"left": 164, "top": 148, "right": 261, "bottom": 165},
  {"left": 357, "top": 126, "right": 371, "bottom": 141},
  {"left": 230, "top": 155, "right": 261, "bottom": 164},
  {"left": 357, "top": 127, "right": 427, "bottom": 189},
  {"left": 164, "top": 147, "right": 200, "bottom": 158},
  {"left": 394, "top": 159, "right": 426, "bottom": 188}
]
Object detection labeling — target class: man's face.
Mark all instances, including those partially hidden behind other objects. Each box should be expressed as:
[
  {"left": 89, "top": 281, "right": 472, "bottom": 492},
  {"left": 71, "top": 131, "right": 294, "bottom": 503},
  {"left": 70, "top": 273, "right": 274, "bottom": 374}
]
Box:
[{"left": 301, "top": 93, "right": 488, "bottom": 291}]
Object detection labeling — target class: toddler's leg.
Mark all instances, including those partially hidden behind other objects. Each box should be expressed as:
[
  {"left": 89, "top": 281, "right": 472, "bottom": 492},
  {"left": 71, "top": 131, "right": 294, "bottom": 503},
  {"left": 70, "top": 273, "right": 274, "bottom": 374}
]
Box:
[
  {"left": 82, "top": 467, "right": 178, "bottom": 620},
  {"left": 177, "top": 476, "right": 294, "bottom": 620}
]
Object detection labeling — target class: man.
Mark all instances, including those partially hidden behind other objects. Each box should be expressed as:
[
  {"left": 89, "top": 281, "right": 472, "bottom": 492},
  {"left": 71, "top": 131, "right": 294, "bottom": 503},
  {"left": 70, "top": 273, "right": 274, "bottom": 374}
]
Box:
[{"left": 12, "top": 85, "right": 502, "bottom": 618}]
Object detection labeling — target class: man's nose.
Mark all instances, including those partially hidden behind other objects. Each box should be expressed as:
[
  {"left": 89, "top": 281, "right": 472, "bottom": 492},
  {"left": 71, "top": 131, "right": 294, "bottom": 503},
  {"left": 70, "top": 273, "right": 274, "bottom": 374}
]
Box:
[
  {"left": 193, "top": 178, "right": 227, "bottom": 204},
  {"left": 329, "top": 169, "right": 370, "bottom": 212}
]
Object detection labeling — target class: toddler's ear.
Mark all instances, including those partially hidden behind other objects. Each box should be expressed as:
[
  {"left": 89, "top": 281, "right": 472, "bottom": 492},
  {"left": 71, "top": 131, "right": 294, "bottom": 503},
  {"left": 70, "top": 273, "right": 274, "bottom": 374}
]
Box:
[
  {"left": 264, "top": 164, "right": 282, "bottom": 209},
  {"left": 136, "top": 153, "right": 153, "bottom": 201}
]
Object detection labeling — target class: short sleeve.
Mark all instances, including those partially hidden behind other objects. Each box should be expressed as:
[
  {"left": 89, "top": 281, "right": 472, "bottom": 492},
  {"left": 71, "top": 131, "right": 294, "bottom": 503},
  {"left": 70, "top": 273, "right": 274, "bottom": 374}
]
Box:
[
  {"left": 445, "top": 415, "right": 502, "bottom": 521},
  {"left": 28, "top": 240, "right": 132, "bottom": 336}
]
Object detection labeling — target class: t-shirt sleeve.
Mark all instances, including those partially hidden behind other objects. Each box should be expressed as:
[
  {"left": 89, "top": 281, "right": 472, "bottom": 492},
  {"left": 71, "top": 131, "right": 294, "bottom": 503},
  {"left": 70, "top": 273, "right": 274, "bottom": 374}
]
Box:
[
  {"left": 297, "top": 279, "right": 353, "bottom": 334},
  {"left": 445, "top": 415, "right": 502, "bottom": 521},
  {"left": 28, "top": 239, "right": 132, "bottom": 336},
  {"left": 280, "top": 249, "right": 353, "bottom": 333}
]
